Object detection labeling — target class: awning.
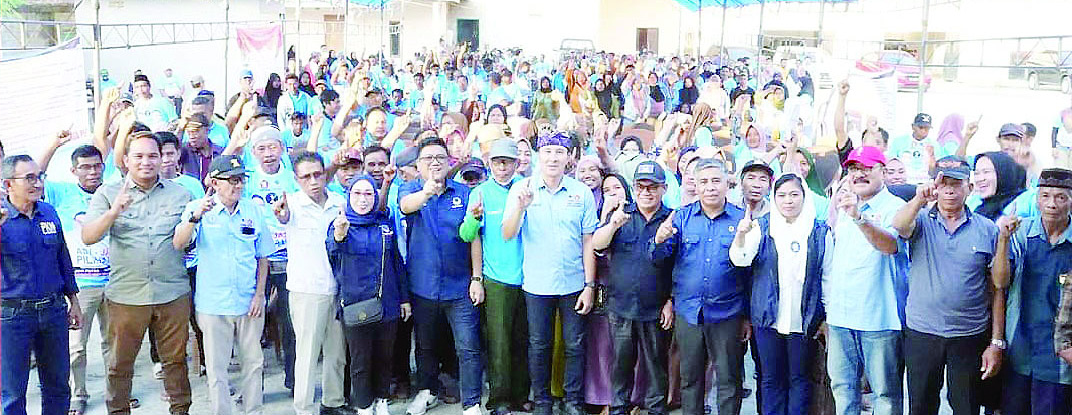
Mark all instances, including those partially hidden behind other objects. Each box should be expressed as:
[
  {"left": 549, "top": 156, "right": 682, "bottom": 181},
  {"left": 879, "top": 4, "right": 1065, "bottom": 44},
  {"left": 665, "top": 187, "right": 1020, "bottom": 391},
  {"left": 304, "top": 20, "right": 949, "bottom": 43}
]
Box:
[{"left": 674, "top": 0, "right": 854, "bottom": 11}]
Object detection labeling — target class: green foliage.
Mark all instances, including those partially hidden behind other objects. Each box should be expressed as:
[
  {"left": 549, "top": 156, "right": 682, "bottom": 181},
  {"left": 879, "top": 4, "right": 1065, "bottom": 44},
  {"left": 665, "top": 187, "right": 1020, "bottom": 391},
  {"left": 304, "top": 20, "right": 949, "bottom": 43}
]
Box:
[{"left": 0, "top": 0, "right": 26, "bottom": 20}]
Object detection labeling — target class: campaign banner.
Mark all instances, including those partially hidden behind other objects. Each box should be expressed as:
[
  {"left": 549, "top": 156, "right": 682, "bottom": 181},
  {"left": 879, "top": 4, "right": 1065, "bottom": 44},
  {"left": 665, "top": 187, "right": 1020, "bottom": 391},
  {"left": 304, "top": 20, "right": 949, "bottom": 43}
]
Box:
[{"left": 235, "top": 24, "right": 284, "bottom": 86}]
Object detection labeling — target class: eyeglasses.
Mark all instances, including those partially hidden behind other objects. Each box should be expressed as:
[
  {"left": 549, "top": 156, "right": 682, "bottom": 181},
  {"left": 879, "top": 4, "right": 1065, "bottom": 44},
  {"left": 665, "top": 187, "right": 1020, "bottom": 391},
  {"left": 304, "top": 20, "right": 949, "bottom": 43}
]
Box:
[
  {"left": 635, "top": 183, "right": 663, "bottom": 194},
  {"left": 297, "top": 170, "right": 326, "bottom": 181},
  {"left": 215, "top": 176, "right": 247, "bottom": 186},
  {"left": 8, "top": 173, "right": 46, "bottom": 183},
  {"left": 75, "top": 163, "right": 105, "bottom": 172},
  {"left": 419, "top": 155, "right": 449, "bottom": 164}
]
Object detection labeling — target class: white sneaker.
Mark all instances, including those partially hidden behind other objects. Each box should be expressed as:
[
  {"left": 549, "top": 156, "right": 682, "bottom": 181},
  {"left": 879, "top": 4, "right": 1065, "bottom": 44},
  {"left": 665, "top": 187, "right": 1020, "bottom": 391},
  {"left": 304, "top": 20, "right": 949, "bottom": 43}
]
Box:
[
  {"left": 405, "top": 389, "right": 438, "bottom": 415},
  {"left": 358, "top": 405, "right": 375, "bottom": 415},
  {"left": 462, "top": 404, "right": 484, "bottom": 415},
  {"left": 374, "top": 398, "right": 391, "bottom": 415}
]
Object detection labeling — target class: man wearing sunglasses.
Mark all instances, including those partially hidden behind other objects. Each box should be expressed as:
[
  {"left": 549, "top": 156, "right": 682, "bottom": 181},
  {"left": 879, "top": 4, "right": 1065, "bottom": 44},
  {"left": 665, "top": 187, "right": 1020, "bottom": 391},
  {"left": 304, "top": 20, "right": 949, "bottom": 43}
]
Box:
[{"left": 174, "top": 155, "right": 274, "bottom": 415}]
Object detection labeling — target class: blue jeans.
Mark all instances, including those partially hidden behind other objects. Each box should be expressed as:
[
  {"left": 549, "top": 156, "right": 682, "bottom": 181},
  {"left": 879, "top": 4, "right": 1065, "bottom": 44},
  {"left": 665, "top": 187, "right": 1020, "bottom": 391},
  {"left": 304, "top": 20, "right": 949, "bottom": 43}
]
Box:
[
  {"left": 826, "top": 326, "right": 904, "bottom": 415},
  {"left": 412, "top": 296, "right": 483, "bottom": 408},
  {"left": 526, "top": 291, "right": 586, "bottom": 408},
  {"left": 1, "top": 298, "right": 71, "bottom": 415},
  {"left": 754, "top": 327, "right": 813, "bottom": 415},
  {"left": 1001, "top": 371, "right": 1072, "bottom": 415}
]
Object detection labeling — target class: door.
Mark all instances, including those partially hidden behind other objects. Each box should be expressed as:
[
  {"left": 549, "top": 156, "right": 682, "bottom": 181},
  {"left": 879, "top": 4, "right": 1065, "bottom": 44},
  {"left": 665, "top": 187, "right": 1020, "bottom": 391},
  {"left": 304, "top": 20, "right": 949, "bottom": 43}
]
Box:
[
  {"left": 636, "top": 28, "right": 658, "bottom": 54},
  {"left": 389, "top": 21, "right": 401, "bottom": 57},
  {"left": 457, "top": 19, "right": 479, "bottom": 49}
]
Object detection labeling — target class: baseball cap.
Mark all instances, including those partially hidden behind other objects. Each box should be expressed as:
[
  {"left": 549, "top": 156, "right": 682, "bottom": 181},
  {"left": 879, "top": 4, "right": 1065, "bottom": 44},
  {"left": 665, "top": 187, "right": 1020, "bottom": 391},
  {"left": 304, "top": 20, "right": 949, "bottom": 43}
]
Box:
[
  {"left": 487, "top": 139, "right": 519, "bottom": 160},
  {"left": 240, "top": 69, "right": 254, "bottom": 79},
  {"left": 249, "top": 126, "right": 283, "bottom": 147},
  {"left": 842, "top": 146, "right": 887, "bottom": 168},
  {"left": 252, "top": 106, "right": 274, "bottom": 119},
  {"left": 208, "top": 155, "right": 247, "bottom": 179},
  {"left": 633, "top": 160, "right": 666, "bottom": 184},
  {"left": 314, "top": 78, "right": 327, "bottom": 87},
  {"left": 119, "top": 92, "right": 134, "bottom": 104},
  {"left": 394, "top": 147, "right": 419, "bottom": 168},
  {"left": 460, "top": 158, "right": 487, "bottom": 180},
  {"left": 341, "top": 148, "right": 363, "bottom": 166},
  {"left": 740, "top": 160, "right": 774, "bottom": 178},
  {"left": 190, "top": 75, "right": 204, "bottom": 86},
  {"left": 998, "top": 123, "right": 1025, "bottom": 139},
  {"left": 934, "top": 155, "right": 971, "bottom": 181},
  {"left": 913, "top": 113, "right": 932, "bottom": 127}
]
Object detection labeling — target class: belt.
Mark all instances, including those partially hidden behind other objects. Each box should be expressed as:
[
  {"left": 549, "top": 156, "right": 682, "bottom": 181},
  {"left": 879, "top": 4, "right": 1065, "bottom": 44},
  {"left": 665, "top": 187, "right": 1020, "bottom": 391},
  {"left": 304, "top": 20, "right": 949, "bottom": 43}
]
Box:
[
  {"left": 2, "top": 293, "right": 63, "bottom": 309},
  {"left": 268, "top": 260, "right": 288, "bottom": 275}
]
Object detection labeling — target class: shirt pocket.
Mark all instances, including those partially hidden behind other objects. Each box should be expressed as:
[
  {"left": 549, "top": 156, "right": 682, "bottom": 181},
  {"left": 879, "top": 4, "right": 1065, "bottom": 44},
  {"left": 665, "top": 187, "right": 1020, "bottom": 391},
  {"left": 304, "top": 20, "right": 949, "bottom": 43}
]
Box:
[{"left": 682, "top": 233, "right": 703, "bottom": 257}]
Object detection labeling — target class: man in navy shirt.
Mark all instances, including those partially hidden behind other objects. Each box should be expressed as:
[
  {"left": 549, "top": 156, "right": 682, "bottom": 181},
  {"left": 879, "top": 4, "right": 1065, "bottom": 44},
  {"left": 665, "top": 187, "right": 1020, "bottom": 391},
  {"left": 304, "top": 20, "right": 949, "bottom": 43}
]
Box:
[
  {"left": 1, "top": 155, "right": 82, "bottom": 415},
  {"left": 398, "top": 138, "right": 484, "bottom": 415},
  {"left": 653, "top": 158, "right": 751, "bottom": 415}
]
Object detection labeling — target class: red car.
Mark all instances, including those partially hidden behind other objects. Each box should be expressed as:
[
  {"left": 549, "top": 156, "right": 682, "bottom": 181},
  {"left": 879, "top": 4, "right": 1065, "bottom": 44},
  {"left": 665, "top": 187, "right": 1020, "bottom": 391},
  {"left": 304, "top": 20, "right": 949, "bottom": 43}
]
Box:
[{"left": 856, "top": 50, "right": 932, "bottom": 91}]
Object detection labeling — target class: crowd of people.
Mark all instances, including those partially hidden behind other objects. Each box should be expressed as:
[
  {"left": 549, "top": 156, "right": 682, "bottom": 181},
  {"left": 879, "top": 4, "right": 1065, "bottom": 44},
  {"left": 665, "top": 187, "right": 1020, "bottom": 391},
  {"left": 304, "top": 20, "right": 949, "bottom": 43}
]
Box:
[{"left": 5, "top": 40, "right": 1072, "bottom": 415}]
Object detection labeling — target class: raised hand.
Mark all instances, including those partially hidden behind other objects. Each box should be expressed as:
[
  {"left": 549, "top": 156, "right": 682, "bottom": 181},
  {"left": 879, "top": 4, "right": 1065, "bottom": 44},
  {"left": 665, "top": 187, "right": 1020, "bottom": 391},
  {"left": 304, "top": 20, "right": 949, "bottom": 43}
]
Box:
[
  {"left": 383, "top": 164, "right": 397, "bottom": 184},
  {"left": 609, "top": 199, "right": 630, "bottom": 228},
  {"left": 468, "top": 192, "right": 484, "bottom": 220},
  {"left": 272, "top": 192, "right": 289, "bottom": 219},
  {"left": 996, "top": 214, "right": 1021, "bottom": 238},
  {"left": 737, "top": 203, "right": 755, "bottom": 235},
  {"left": 192, "top": 189, "right": 216, "bottom": 222},
  {"left": 654, "top": 211, "right": 677, "bottom": 244},
  {"left": 517, "top": 185, "right": 535, "bottom": 210},
  {"left": 333, "top": 208, "right": 350, "bottom": 241},
  {"left": 422, "top": 178, "right": 445, "bottom": 196},
  {"left": 52, "top": 129, "right": 73, "bottom": 149},
  {"left": 915, "top": 180, "right": 939, "bottom": 204},
  {"left": 112, "top": 177, "right": 135, "bottom": 214},
  {"left": 838, "top": 79, "right": 849, "bottom": 96},
  {"left": 837, "top": 188, "right": 861, "bottom": 220},
  {"left": 101, "top": 87, "right": 121, "bottom": 106}
]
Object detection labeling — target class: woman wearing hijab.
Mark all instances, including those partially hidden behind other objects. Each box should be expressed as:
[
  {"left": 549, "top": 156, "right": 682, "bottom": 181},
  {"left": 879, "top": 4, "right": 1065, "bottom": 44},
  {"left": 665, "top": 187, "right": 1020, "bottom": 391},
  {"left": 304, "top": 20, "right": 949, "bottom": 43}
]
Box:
[
  {"left": 594, "top": 78, "right": 620, "bottom": 120},
  {"left": 774, "top": 147, "right": 830, "bottom": 222},
  {"left": 677, "top": 76, "right": 700, "bottom": 114},
  {"left": 730, "top": 173, "right": 832, "bottom": 415},
  {"left": 532, "top": 77, "right": 560, "bottom": 123},
  {"left": 734, "top": 124, "right": 773, "bottom": 170},
  {"left": 298, "top": 72, "right": 316, "bottom": 97},
  {"left": 261, "top": 73, "right": 283, "bottom": 112},
  {"left": 967, "top": 151, "right": 1038, "bottom": 220},
  {"left": 327, "top": 176, "right": 411, "bottom": 415},
  {"left": 647, "top": 73, "right": 668, "bottom": 122}
]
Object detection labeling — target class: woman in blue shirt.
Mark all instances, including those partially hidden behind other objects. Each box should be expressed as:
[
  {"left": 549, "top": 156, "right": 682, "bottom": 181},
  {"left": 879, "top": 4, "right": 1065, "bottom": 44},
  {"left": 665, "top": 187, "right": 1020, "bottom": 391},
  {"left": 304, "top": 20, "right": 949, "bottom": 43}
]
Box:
[{"left": 326, "top": 175, "right": 411, "bottom": 415}]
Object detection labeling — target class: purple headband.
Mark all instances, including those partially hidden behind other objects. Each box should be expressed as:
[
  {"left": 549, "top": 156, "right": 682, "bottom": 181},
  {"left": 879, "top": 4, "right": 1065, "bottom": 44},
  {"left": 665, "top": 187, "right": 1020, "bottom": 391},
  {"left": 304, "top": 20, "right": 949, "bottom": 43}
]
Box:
[{"left": 536, "top": 131, "right": 572, "bottom": 149}]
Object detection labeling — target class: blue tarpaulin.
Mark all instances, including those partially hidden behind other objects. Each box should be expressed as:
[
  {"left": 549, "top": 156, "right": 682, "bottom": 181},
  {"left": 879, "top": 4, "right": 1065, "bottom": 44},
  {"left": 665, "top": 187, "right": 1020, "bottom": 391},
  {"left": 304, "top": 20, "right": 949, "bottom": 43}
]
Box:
[
  {"left": 347, "top": 0, "right": 392, "bottom": 7},
  {"left": 674, "top": 0, "right": 854, "bottom": 11}
]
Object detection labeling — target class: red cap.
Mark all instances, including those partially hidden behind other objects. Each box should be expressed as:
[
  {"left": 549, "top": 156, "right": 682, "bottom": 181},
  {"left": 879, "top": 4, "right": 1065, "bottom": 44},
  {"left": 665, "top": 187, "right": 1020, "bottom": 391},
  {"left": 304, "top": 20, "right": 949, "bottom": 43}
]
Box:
[{"left": 843, "top": 146, "right": 887, "bottom": 168}]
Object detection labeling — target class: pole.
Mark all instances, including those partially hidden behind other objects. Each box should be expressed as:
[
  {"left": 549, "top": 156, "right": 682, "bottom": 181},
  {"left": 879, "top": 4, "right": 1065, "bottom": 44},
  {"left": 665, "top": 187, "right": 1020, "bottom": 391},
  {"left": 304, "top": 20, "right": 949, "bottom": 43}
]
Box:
[
  {"left": 817, "top": 0, "right": 825, "bottom": 48},
  {"left": 697, "top": 3, "right": 702, "bottom": 58},
  {"left": 380, "top": 0, "right": 385, "bottom": 60},
  {"left": 93, "top": 0, "right": 101, "bottom": 103},
  {"left": 296, "top": 0, "right": 302, "bottom": 61},
  {"left": 344, "top": 0, "right": 349, "bottom": 54},
  {"left": 756, "top": 0, "right": 765, "bottom": 88},
  {"left": 719, "top": 1, "right": 727, "bottom": 63},
  {"left": 917, "top": 0, "right": 929, "bottom": 113},
  {"left": 224, "top": 0, "right": 231, "bottom": 105}
]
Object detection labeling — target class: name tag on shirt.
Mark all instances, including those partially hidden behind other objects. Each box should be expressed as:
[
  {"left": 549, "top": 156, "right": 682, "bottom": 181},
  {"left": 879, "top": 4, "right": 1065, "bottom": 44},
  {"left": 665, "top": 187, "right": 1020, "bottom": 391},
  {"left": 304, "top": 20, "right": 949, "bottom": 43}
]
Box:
[
  {"left": 40, "top": 221, "right": 58, "bottom": 235},
  {"left": 450, "top": 196, "right": 464, "bottom": 209},
  {"left": 567, "top": 194, "right": 583, "bottom": 208}
]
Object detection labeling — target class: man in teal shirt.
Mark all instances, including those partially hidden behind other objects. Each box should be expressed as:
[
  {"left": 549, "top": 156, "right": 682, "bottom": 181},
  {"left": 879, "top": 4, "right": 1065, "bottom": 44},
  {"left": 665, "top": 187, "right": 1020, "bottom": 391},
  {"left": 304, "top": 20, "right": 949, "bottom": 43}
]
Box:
[
  {"left": 459, "top": 139, "right": 529, "bottom": 415},
  {"left": 886, "top": 113, "right": 957, "bottom": 184}
]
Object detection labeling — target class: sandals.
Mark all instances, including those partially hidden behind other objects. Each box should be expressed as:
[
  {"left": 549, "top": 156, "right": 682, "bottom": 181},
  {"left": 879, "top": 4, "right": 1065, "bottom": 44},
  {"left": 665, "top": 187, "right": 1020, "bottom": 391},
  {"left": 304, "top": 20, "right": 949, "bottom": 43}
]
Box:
[
  {"left": 129, "top": 398, "right": 141, "bottom": 408},
  {"left": 68, "top": 400, "right": 87, "bottom": 415}
]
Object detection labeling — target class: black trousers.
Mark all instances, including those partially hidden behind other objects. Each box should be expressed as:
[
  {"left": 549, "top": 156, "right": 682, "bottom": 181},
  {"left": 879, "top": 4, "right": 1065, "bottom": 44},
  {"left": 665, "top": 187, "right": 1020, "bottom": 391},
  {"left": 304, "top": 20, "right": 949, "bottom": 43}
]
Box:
[
  {"left": 905, "top": 328, "right": 989, "bottom": 415},
  {"left": 344, "top": 319, "right": 399, "bottom": 409},
  {"left": 609, "top": 313, "right": 669, "bottom": 415},
  {"left": 676, "top": 315, "right": 744, "bottom": 415}
]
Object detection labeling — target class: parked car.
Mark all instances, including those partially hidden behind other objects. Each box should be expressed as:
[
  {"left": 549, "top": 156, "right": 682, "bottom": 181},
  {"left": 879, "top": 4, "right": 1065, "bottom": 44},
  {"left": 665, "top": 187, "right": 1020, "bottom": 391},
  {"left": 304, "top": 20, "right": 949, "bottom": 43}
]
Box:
[
  {"left": 855, "top": 50, "right": 932, "bottom": 91},
  {"left": 773, "top": 45, "right": 835, "bottom": 89},
  {"left": 1007, "top": 50, "right": 1072, "bottom": 93}
]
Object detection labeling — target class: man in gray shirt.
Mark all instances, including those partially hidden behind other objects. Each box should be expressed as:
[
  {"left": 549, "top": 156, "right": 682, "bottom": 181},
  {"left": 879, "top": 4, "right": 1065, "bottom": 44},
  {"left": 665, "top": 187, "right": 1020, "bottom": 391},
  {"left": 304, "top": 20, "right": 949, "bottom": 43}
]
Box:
[
  {"left": 892, "top": 156, "right": 1004, "bottom": 415},
  {"left": 82, "top": 133, "right": 194, "bottom": 415}
]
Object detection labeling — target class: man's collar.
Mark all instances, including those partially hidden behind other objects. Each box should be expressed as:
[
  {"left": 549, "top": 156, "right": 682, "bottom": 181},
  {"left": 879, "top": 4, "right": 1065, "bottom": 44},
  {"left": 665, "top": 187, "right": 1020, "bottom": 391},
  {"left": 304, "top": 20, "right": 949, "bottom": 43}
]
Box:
[
  {"left": 2, "top": 197, "right": 39, "bottom": 219},
  {"left": 1025, "top": 214, "right": 1072, "bottom": 244}
]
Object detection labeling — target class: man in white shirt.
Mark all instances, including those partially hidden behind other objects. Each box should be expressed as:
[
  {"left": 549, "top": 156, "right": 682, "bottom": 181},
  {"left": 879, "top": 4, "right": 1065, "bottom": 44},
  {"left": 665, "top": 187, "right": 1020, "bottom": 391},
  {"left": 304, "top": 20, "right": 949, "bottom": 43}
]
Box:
[{"left": 271, "top": 151, "right": 349, "bottom": 415}]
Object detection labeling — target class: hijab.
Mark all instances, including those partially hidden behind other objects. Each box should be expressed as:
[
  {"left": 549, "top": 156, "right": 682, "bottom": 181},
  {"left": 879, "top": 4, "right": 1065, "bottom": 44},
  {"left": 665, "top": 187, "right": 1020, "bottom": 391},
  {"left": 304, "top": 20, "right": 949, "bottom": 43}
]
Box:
[
  {"left": 599, "top": 173, "right": 634, "bottom": 222},
  {"left": 679, "top": 78, "right": 700, "bottom": 107},
  {"left": 974, "top": 151, "right": 1027, "bottom": 220},
  {"left": 936, "top": 113, "right": 964, "bottom": 151},
  {"left": 263, "top": 73, "right": 283, "bottom": 108},
  {"left": 769, "top": 173, "right": 816, "bottom": 285},
  {"left": 594, "top": 80, "right": 614, "bottom": 116},
  {"left": 795, "top": 148, "right": 827, "bottom": 197},
  {"left": 684, "top": 103, "right": 716, "bottom": 146},
  {"left": 344, "top": 175, "right": 388, "bottom": 229},
  {"left": 577, "top": 155, "right": 606, "bottom": 208}
]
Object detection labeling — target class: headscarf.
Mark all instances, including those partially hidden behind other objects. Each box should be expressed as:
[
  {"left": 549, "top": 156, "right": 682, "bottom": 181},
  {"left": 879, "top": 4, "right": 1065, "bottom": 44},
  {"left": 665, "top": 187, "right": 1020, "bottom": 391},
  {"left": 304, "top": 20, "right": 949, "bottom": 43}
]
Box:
[
  {"left": 936, "top": 113, "right": 964, "bottom": 151},
  {"left": 973, "top": 151, "right": 1027, "bottom": 220},
  {"left": 344, "top": 175, "right": 388, "bottom": 228},
  {"left": 791, "top": 148, "right": 828, "bottom": 197},
  {"left": 594, "top": 80, "right": 615, "bottom": 116},
  {"left": 769, "top": 173, "right": 816, "bottom": 284},
  {"left": 599, "top": 173, "right": 634, "bottom": 223},
  {"left": 683, "top": 102, "right": 716, "bottom": 146},
  {"left": 263, "top": 73, "right": 283, "bottom": 109},
  {"left": 679, "top": 80, "right": 700, "bottom": 108},
  {"left": 577, "top": 155, "right": 607, "bottom": 207}
]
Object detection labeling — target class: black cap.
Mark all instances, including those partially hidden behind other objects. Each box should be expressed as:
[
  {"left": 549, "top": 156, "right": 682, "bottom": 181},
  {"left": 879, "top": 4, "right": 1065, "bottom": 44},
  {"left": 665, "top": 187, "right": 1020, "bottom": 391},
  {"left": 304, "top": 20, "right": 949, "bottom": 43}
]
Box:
[
  {"left": 460, "top": 158, "right": 486, "bottom": 180},
  {"left": 633, "top": 161, "right": 666, "bottom": 184},
  {"left": 740, "top": 160, "right": 774, "bottom": 179},
  {"left": 1039, "top": 168, "right": 1072, "bottom": 189},
  {"left": 933, "top": 155, "right": 970, "bottom": 181},
  {"left": 913, "top": 113, "right": 932, "bottom": 127},
  {"left": 133, "top": 74, "right": 150, "bottom": 84},
  {"left": 208, "top": 155, "right": 247, "bottom": 179}
]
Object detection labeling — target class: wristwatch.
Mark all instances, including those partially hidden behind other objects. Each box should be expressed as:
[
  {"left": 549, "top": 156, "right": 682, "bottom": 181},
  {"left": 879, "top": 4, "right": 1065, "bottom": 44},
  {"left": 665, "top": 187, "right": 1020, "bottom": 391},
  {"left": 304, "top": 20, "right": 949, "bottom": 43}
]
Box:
[
  {"left": 188, "top": 215, "right": 201, "bottom": 224},
  {"left": 584, "top": 281, "right": 598, "bottom": 289},
  {"left": 990, "top": 338, "right": 1007, "bottom": 350},
  {"left": 853, "top": 216, "right": 868, "bottom": 226},
  {"left": 470, "top": 276, "right": 483, "bottom": 283}
]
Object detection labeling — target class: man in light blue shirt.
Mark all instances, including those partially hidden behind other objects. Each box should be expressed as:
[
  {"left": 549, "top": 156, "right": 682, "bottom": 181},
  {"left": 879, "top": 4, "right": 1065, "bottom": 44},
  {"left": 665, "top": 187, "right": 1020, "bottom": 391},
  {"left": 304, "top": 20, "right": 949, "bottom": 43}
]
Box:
[
  {"left": 174, "top": 155, "right": 274, "bottom": 415},
  {"left": 503, "top": 131, "right": 598, "bottom": 415},
  {"left": 825, "top": 147, "right": 908, "bottom": 415},
  {"left": 886, "top": 113, "right": 957, "bottom": 185}
]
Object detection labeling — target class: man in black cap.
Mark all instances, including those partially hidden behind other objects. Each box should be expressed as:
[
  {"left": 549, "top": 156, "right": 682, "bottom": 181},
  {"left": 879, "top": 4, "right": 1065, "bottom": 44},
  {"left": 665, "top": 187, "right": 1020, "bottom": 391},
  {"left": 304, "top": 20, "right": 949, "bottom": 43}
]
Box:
[
  {"left": 592, "top": 160, "right": 674, "bottom": 415},
  {"left": 887, "top": 112, "right": 957, "bottom": 185},
  {"left": 738, "top": 161, "right": 773, "bottom": 217},
  {"left": 133, "top": 74, "right": 178, "bottom": 132},
  {"left": 892, "top": 155, "right": 1003, "bottom": 415},
  {"left": 173, "top": 155, "right": 273, "bottom": 415},
  {"left": 996, "top": 167, "right": 1072, "bottom": 415}
]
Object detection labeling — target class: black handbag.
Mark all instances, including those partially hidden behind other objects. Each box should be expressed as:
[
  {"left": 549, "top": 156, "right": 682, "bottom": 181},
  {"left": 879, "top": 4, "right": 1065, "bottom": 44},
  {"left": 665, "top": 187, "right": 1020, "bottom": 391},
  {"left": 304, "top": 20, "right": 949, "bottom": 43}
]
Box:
[{"left": 341, "top": 232, "right": 387, "bottom": 326}]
